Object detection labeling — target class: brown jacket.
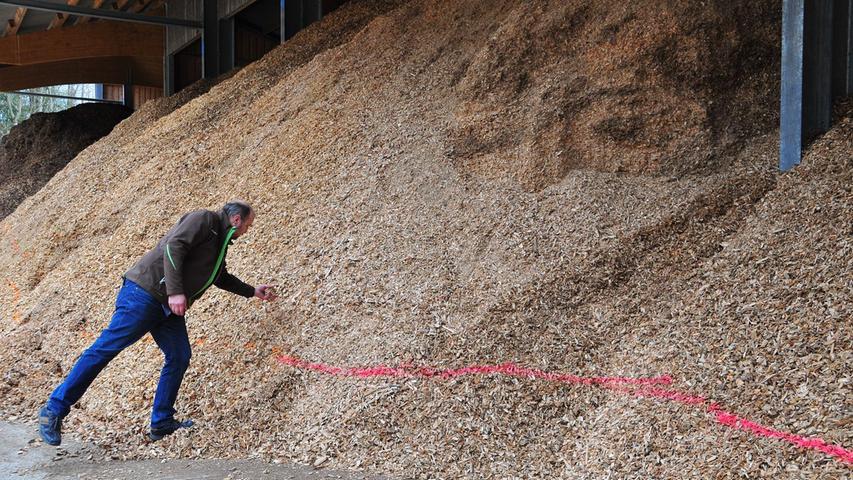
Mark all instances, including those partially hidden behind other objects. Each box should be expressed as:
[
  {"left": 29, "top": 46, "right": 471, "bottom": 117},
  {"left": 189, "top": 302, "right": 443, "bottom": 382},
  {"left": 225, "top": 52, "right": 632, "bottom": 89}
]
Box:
[{"left": 124, "top": 209, "right": 254, "bottom": 307}]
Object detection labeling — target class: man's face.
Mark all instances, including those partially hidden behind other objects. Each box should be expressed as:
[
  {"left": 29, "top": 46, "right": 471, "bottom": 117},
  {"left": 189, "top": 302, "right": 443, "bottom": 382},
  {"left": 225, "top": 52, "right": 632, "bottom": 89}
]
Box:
[{"left": 231, "top": 211, "right": 254, "bottom": 238}]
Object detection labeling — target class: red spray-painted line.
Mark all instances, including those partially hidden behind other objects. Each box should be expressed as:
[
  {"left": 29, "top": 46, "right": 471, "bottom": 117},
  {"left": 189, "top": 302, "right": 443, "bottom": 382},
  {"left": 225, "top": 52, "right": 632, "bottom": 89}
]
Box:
[
  {"left": 277, "top": 355, "right": 853, "bottom": 466},
  {"left": 627, "top": 387, "right": 853, "bottom": 465},
  {"left": 277, "top": 355, "right": 672, "bottom": 387}
]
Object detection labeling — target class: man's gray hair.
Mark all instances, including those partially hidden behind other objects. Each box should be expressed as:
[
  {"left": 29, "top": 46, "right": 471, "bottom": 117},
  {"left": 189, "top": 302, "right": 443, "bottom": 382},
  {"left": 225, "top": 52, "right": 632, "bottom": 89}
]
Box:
[{"left": 223, "top": 201, "right": 253, "bottom": 219}]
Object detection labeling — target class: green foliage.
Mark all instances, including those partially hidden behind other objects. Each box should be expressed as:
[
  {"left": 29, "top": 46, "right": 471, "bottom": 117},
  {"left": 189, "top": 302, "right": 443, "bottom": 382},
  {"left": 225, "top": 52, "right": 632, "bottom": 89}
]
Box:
[{"left": 0, "top": 84, "right": 98, "bottom": 137}]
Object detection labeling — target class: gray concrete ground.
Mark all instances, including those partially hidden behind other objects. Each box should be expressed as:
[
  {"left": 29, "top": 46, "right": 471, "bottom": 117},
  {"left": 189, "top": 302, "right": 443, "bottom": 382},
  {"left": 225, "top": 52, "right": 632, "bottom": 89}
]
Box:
[{"left": 1, "top": 422, "right": 391, "bottom": 480}]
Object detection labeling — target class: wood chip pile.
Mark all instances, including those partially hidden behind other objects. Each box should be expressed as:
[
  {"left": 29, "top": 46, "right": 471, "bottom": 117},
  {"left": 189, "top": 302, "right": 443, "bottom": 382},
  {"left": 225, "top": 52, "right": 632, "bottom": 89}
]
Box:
[
  {"left": 0, "top": 103, "right": 132, "bottom": 220},
  {"left": 1, "top": 0, "right": 850, "bottom": 478}
]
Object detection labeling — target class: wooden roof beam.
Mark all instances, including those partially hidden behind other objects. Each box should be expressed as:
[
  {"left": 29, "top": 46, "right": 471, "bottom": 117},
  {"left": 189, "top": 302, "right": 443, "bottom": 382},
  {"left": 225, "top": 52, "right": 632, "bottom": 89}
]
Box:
[
  {"left": 0, "top": 56, "right": 162, "bottom": 90},
  {"left": 74, "top": 0, "right": 104, "bottom": 25},
  {"left": 128, "top": 0, "right": 154, "bottom": 14},
  {"left": 3, "top": 7, "right": 26, "bottom": 37},
  {"left": 47, "top": 0, "right": 79, "bottom": 30},
  {"left": 0, "top": 0, "right": 200, "bottom": 28}
]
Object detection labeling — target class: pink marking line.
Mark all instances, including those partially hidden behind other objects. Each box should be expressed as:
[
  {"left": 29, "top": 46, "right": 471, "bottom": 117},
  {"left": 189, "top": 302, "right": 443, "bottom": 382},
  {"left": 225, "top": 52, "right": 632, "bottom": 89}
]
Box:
[
  {"left": 630, "top": 388, "right": 853, "bottom": 465},
  {"left": 277, "top": 354, "right": 853, "bottom": 466},
  {"left": 277, "top": 355, "right": 671, "bottom": 386}
]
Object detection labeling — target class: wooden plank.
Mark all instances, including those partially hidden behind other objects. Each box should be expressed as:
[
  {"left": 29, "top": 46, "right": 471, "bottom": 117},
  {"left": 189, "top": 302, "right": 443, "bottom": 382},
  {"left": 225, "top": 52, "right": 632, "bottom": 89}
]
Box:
[
  {"left": 0, "top": 20, "right": 162, "bottom": 65},
  {"left": 0, "top": 56, "right": 162, "bottom": 90},
  {"left": 46, "top": 0, "right": 80, "bottom": 30},
  {"left": 3, "top": 7, "right": 26, "bottom": 37}
]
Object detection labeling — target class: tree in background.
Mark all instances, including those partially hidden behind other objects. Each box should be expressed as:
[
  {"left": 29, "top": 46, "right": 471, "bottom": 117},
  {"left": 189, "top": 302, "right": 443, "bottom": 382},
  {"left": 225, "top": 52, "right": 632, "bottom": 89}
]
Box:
[{"left": 0, "top": 84, "right": 97, "bottom": 136}]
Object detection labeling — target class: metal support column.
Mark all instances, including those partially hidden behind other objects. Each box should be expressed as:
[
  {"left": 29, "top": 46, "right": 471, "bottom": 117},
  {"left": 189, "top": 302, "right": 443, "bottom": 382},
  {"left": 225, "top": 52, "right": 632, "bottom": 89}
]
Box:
[
  {"left": 780, "top": 0, "right": 835, "bottom": 171},
  {"left": 305, "top": 0, "right": 321, "bottom": 26},
  {"left": 283, "top": 0, "right": 322, "bottom": 41},
  {"left": 202, "top": 0, "right": 219, "bottom": 78},
  {"left": 164, "top": 53, "right": 175, "bottom": 96},
  {"left": 780, "top": 0, "right": 805, "bottom": 171},
  {"left": 280, "top": 0, "right": 286, "bottom": 44},
  {"left": 803, "top": 1, "right": 834, "bottom": 139},
  {"left": 283, "top": 0, "right": 301, "bottom": 40},
  {"left": 847, "top": 0, "right": 853, "bottom": 95},
  {"left": 220, "top": 16, "right": 235, "bottom": 74},
  {"left": 123, "top": 82, "right": 133, "bottom": 108},
  {"left": 163, "top": 2, "right": 174, "bottom": 96},
  {"left": 832, "top": 0, "right": 853, "bottom": 98}
]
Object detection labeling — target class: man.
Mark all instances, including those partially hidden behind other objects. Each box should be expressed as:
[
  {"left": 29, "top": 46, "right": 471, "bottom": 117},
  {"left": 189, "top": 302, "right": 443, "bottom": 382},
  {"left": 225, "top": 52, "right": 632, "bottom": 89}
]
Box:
[{"left": 38, "top": 201, "right": 277, "bottom": 445}]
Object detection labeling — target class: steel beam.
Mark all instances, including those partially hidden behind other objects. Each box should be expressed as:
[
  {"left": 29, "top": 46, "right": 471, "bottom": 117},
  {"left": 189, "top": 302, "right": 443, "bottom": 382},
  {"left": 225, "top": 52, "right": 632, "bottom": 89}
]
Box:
[
  {"left": 279, "top": 0, "right": 285, "bottom": 43},
  {"left": 123, "top": 81, "right": 133, "bottom": 107},
  {"left": 283, "top": 0, "right": 323, "bottom": 41},
  {"left": 6, "top": 90, "right": 122, "bottom": 104},
  {"left": 164, "top": 52, "right": 174, "bottom": 96},
  {"left": 0, "top": 0, "right": 201, "bottom": 28},
  {"left": 848, "top": 0, "right": 853, "bottom": 95},
  {"left": 780, "top": 0, "right": 805, "bottom": 171},
  {"left": 202, "top": 0, "right": 218, "bottom": 78},
  {"left": 832, "top": 0, "right": 853, "bottom": 97},
  {"left": 780, "top": 0, "right": 836, "bottom": 171},
  {"left": 219, "top": 16, "right": 234, "bottom": 73},
  {"left": 803, "top": 1, "right": 833, "bottom": 140}
]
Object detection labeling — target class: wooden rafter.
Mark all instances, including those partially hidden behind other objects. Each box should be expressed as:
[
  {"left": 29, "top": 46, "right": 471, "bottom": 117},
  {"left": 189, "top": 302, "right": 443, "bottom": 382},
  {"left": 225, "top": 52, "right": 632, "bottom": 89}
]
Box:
[
  {"left": 74, "top": 0, "right": 133, "bottom": 28},
  {"left": 3, "top": 7, "right": 26, "bottom": 37},
  {"left": 46, "top": 0, "right": 80, "bottom": 30},
  {"left": 80, "top": 0, "right": 162, "bottom": 25},
  {"left": 128, "top": 0, "right": 155, "bottom": 14},
  {"left": 73, "top": 0, "right": 106, "bottom": 25},
  {"left": 146, "top": 0, "right": 165, "bottom": 13},
  {"left": 112, "top": 0, "right": 132, "bottom": 10}
]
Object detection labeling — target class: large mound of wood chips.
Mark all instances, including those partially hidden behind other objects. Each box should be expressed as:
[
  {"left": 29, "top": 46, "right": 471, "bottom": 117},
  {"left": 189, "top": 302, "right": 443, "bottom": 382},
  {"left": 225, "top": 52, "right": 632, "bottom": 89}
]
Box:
[{"left": 1, "top": 0, "right": 850, "bottom": 478}]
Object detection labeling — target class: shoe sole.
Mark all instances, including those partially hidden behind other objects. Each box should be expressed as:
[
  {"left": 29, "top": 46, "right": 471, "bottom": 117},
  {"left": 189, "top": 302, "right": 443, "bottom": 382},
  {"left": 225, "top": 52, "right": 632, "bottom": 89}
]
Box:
[{"left": 40, "top": 436, "right": 61, "bottom": 446}]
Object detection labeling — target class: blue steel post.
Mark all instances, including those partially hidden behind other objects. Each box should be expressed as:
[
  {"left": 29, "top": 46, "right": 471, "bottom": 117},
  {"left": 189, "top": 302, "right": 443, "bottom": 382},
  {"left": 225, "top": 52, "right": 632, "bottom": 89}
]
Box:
[
  {"left": 280, "top": 0, "right": 285, "bottom": 44},
  {"left": 780, "top": 0, "right": 805, "bottom": 171},
  {"left": 834, "top": 0, "right": 853, "bottom": 97}
]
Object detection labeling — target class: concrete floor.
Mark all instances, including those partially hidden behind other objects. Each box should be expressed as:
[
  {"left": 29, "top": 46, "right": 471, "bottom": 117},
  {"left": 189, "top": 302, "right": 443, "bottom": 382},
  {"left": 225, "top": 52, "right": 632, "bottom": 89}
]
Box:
[{"left": 1, "top": 421, "right": 391, "bottom": 480}]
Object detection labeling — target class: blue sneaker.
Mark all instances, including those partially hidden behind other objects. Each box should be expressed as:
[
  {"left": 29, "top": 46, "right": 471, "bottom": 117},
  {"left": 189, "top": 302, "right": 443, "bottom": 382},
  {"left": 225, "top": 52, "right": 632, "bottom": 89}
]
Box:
[
  {"left": 38, "top": 407, "right": 62, "bottom": 446},
  {"left": 149, "top": 418, "right": 194, "bottom": 441}
]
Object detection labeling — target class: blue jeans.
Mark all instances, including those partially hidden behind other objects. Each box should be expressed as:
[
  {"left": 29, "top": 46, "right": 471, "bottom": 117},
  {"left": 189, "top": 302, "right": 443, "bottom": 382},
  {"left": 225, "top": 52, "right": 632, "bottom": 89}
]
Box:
[{"left": 47, "top": 279, "right": 191, "bottom": 428}]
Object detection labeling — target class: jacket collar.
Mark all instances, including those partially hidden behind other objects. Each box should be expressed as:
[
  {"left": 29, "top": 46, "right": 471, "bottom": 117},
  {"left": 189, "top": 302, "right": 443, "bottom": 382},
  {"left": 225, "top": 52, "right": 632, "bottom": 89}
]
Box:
[{"left": 218, "top": 210, "right": 236, "bottom": 245}]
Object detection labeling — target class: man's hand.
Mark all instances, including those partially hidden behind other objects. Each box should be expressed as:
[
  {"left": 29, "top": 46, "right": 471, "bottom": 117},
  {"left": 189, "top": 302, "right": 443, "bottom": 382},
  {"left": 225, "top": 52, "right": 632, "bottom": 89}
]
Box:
[
  {"left": 254, "top": 285, "right": 278, "bottom": 301},
  {"left": 168, "top": 294, "right": 188, "bottom": 316}
]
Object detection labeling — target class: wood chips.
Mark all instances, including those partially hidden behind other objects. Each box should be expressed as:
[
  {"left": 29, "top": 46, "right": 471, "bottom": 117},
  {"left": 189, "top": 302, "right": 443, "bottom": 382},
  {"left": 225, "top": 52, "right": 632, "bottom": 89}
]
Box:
[{"left": 0, "top": 0, "right": 850, "bottom": 478}]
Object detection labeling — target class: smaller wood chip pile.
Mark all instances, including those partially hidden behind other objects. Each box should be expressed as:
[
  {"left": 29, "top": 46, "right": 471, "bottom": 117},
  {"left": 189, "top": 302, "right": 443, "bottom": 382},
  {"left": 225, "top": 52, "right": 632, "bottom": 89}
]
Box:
[
  {"left": 0, "top": 103, "right": 132, "bottom": 220},
  {"left": 0, "top": 0, "right": 850, "bottom": 479}
]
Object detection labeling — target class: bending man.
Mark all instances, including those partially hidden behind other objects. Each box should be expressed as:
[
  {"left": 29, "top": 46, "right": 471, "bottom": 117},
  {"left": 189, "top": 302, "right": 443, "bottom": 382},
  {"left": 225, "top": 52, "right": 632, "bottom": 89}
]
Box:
[{"left": 38, "top": 201, "right": 277, "bottom": 445}]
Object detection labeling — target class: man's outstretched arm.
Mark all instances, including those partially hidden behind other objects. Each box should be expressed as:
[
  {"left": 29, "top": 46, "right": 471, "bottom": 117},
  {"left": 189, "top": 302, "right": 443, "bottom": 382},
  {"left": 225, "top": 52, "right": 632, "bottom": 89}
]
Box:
[{"left": 215, "top": 265, "right": 278, "bottom": 301}]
